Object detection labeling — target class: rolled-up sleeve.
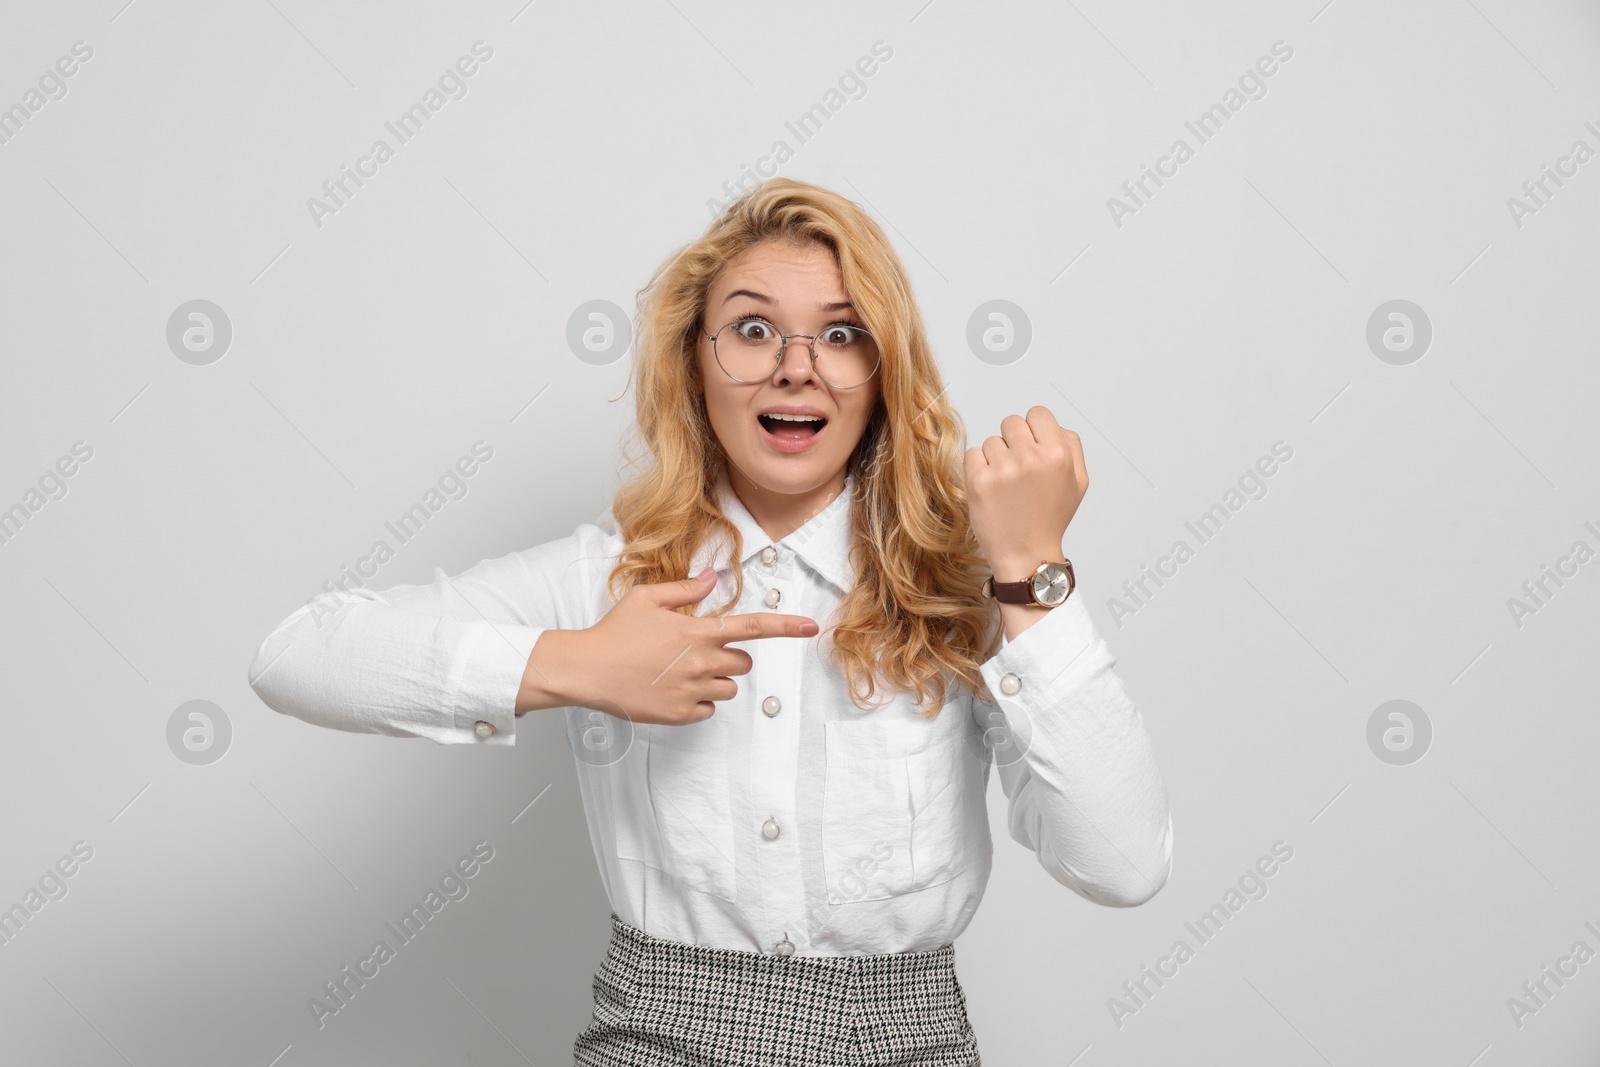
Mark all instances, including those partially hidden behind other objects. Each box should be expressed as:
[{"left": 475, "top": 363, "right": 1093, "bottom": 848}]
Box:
[
  {"left": 976, "top": 595, "right": 1174, "bottom": 907},
  {"left": 247, "top": 526, "right": 598, "bottom": 746}
]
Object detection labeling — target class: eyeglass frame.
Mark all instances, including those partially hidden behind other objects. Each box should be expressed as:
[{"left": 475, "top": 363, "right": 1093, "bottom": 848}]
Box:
[{"left": 702, "top": 316, "right": 882, "bottom": 390}]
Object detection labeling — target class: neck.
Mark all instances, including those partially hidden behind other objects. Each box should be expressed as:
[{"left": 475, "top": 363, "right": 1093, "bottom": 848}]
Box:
[{"left": 725, "top": 464, "right": 849, "bottom": 543}]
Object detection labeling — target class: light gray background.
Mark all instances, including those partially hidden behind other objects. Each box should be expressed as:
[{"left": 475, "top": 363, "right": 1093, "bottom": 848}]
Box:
[{"left": 2, "top": 1, "right": 1597, "bottom": 1064}]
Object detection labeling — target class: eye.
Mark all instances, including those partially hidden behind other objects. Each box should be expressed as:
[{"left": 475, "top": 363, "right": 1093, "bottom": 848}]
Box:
[
  {"left": 732, "top": 318, "right": 776, "bottom": 342},
  {"left": 820, "top": 323, "right": 868, "bottom": 347}
]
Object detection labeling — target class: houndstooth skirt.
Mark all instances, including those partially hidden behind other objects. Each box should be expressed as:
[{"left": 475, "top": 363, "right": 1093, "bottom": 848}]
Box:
[{"left": 573, "top": 913, "right": 982, "bottom": 1066}]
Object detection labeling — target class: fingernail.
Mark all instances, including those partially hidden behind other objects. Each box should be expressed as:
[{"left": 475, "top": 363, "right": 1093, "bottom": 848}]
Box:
[
  {"left": 699, "top": 568, "right": 714, "bottom": 581},
  {"left": 802, "top": 620, "right": 819, "bottom": 636}
]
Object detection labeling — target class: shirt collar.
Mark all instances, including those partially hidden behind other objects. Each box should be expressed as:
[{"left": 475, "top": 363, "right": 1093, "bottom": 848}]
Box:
[{"left": 689, "top": 467, "right": 857, "bottom": 595}]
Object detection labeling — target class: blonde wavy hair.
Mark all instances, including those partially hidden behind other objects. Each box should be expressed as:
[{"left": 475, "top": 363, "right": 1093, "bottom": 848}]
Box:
[{"left": 607, "top": 177, "right": 1001, "bottom": 718}]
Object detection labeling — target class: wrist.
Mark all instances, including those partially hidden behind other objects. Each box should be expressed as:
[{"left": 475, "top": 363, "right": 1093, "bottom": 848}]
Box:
[
  {"left": 988, "top": 552, "right": 1063, "bottom": 583},
  {"left": 517, "top": 628, "right": 591, "bottom": 715}
]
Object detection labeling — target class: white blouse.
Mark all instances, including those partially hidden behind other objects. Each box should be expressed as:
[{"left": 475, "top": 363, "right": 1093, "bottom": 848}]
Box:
[{"left": 248, "top": 466, "right": 1173, "bottom": 956}]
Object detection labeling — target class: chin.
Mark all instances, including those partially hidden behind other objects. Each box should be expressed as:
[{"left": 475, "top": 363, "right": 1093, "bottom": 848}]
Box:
[{"left": 734, "top": 452, "right": 844, "bottom": 487}]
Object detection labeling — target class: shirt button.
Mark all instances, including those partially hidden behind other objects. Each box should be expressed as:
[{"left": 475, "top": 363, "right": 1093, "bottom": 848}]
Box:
[
  {"left": 764, "top": 587, "right": 781, "bottom": 608},
  {"left": 999, "top": 673, "right": 1021, "bottom": 696},
  {"left": 762, "top": 696, "right": 782, "bottom": 718},
  {"left": 762, "top": 817, "right": 781, "bottom": 840},
  {"left": 474, "top": 721, "right": 496, "bottom": 738},
  {"left": 775, "top": 936, "right": 795, "bottom": 957},
  {"left": 761, "top": 546, "right": 777, "bottom": 566}
]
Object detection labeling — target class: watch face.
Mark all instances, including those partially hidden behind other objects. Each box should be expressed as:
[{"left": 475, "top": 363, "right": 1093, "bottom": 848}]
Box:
[{"left": 1032, "top": 563, "right": 1073, "bottom": 607}]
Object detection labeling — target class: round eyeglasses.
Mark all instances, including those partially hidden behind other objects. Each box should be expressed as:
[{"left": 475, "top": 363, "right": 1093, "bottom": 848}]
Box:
[{"left": 704, "top": 317, "right": 881, "bottom": 390}]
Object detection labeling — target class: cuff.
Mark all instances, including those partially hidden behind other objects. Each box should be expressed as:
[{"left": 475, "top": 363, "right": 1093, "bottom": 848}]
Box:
[
  {"left": 446, "top": 620, "right": 544, "bottom": 746},
  {"left": 977, "top": 593, "right": 1098, "bottom": 701}
]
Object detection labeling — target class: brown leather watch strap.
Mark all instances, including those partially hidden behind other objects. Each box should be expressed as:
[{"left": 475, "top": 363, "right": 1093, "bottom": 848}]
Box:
[{"left": 981, "top": 559, "right": 1075, "bottom": 606}]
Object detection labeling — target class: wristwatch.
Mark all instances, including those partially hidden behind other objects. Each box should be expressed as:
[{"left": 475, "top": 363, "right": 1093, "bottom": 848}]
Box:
[{"left": 981, "top": 559, "right": 1075, "bottom": 608}]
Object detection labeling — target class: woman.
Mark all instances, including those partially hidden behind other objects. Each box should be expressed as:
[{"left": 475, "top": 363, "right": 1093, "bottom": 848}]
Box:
[{"left": 248, "top": 177, "right": 1173, "bottom": 1066}]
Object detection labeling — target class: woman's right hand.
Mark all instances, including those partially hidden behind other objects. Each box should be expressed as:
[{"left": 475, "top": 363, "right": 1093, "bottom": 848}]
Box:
[{"left": 518, "top": 568, "right": 819, "bottom": 725}]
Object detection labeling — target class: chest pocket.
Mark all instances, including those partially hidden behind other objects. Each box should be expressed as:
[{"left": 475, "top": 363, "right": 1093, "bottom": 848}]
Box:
[
  {"left": 820, "top": 696, "right": 985, "bottom": 902},
  {"left": 615, "top": 716, "right": 738, "bottom": 903}
]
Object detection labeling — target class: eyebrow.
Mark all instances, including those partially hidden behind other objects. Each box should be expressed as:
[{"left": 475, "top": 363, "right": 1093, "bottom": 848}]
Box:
[{"left": 720, "top": 288, "right": 855, "bottom": 313}]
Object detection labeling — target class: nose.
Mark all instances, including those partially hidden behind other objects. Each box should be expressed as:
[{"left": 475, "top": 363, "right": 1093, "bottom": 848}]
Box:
[{"left": 771, "top": 334, "right": 820, "bottom": 386}]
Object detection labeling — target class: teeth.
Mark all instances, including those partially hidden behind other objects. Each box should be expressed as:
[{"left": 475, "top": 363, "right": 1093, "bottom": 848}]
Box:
[{"left": 762, "top": 413, "right": 824, "bottom": 422}]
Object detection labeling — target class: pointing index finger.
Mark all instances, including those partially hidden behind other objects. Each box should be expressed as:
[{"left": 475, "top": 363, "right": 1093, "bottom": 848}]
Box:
[{"left": 715, "top": 612, "right": 820, "bottom": 643}]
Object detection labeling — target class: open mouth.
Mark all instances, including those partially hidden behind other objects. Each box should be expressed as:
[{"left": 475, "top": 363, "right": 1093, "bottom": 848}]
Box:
[{"left": 757, "top": 413, "right": 827, "bottom": 440}]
